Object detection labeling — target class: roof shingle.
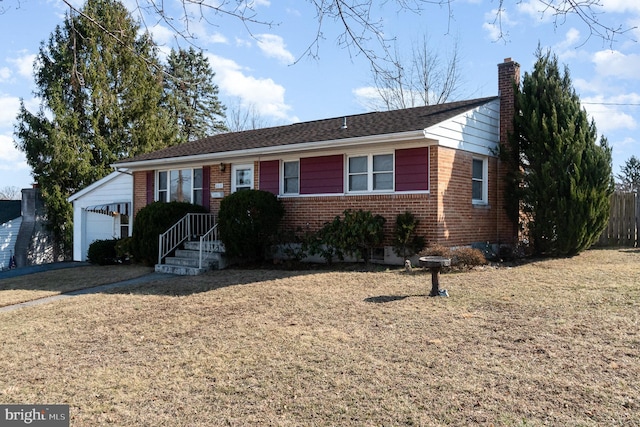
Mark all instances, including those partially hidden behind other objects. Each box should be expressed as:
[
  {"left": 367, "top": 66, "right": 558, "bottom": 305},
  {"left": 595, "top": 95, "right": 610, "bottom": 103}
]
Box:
[{"left": 117, "top": 96, "right": 497, "bottom": 164}]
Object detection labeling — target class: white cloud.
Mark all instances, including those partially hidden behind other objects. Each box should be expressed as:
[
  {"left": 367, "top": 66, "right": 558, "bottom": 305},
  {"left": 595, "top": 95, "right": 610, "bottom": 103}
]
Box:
[
  {"left": 0, "top": 94, "right": 20, "bottom": 129},
  {"left": 0, "top": 67, "right": 11, "bottom": 82},
  {"left": 352, "top": 86, "right": 379, "bottom": 110},
  {"left": 0, "top": 133, "right": 26, "bottom": 168},
  {"left": 516, "top": 0, "right": 640, "bottom": 23},
  {"left": 629, "top": 17, "right": 640, "bottom": 42},
  {"left": 149, "top": 24, "right": 176, "bottom": 46},
  {"left": 255, "top": 34, "right": 295, "bottom": 64},
  {"left": 592, "top": 50, "right": 640, "bottom": 80},
  {"left": 582, "top": 94, "right": 638, "bottom": 134},
  {"left": 8, "top": 52, "right": 36, "bottom": 79},
  {"left": 615, "top": 136, "right": 636, "bottom": 148},
  {"left": 516, "top": 0, "right": 554, "bottom": 23},
  {"left": 482, "top": 9, "right": 515, "bottom": 41},
  {"left": 208, "top": 32, "right": 228, "bottom": 44},
  {"left": 235, "top": 37, "right": 252, "bottom": 48},
  {"left": 600, "top": 0, "right": 640, "bottom": 14},
  {"left": 553, "top": 28, "right": 583, "bottom": 60},
  {"left": 206, "top": 53, "right": 295, "bottom": 121}
]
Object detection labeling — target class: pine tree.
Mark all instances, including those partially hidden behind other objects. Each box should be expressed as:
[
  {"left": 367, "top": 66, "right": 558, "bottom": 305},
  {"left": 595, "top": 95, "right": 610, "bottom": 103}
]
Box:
[
  {"left": 164, "top": 47, "right": 227, "bottom": 142},
  {"left": 504, "top": 48, "right": 614, "bottom": 256},
  {"left": 616, "top": 156, "right": 640, "bottom": 192},
  {"left": 14, "top": 0, "right": 178, "bottom": 257}
]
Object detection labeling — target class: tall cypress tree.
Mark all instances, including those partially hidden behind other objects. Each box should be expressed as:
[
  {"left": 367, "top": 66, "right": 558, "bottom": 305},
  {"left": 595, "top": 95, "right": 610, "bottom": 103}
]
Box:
[
  {"left": 504, "top": 48, "right": 613, "bottom": 256},
  {"left": 14, "top": 0, "right": 177, "bottom": 257},
  {"left": 164, "top": 47, "right": 227, "bottom": 143}
]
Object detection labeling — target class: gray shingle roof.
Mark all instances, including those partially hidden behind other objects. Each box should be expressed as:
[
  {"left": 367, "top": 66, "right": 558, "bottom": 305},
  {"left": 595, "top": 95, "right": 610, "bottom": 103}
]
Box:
[{"left": 117, "top": 96, "right": 497, "bottom": 164}]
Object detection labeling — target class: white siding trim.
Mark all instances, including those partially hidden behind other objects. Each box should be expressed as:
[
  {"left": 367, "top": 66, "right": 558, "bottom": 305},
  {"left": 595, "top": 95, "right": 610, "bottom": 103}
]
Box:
[{"left": 423, "top": 99, "right": 499, "bottom": 156}]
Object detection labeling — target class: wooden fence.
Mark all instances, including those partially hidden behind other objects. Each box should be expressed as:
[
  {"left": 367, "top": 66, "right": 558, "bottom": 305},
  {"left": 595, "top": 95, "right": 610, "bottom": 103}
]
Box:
[{"left": 598, "top": 192, "right": 639, "bottom": 247}]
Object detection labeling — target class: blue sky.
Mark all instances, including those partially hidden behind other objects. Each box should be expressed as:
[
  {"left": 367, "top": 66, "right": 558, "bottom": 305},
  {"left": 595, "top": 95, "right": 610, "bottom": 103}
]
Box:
[{"left": 1, "top": 0, "right": 639, "bottom": 193}]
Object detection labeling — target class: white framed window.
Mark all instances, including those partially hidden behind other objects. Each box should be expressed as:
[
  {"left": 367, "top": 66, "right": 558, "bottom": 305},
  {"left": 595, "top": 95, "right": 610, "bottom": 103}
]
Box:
[
  {"left": 472, "top": 157, "right": 488, "bottom": 204},
  {"left": 193, "top": 168, "right": 204, "bottom": 205},
  {"left": 283, "top": 160, "right": 299, "bottom": 194},
  {"left": 117, "top": 214, "right": 130, "bottom": 238},
  {"left": 232, "top": 164, "right": 254, "bottom": 192},
  {"left": 157, "top": 168, "right": 203, "bottom": 203},
  {"left": 347, "top": 153, "right": 394, "bottom": 192}
]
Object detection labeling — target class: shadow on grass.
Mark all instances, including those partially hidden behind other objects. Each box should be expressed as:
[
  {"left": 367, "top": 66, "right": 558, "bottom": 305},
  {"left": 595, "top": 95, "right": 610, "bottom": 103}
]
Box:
[
  {"left": 106, "top": 260, "right": 410, "bottom": 297},
  {"left": 102, "top": 268, "right": 325, "bottom": 297},
  {"left": 0, "top": 263, "right": 326, "bottom": 307},
  {"left": 364, "top": 294, "right": 427, "bottom": 303}
]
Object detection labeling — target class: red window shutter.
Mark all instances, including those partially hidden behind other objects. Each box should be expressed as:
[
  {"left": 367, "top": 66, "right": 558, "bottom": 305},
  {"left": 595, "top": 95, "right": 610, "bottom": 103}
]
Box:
[
  {"left": 146, "top": 171, "right": 154, "bottom": 204},
  {"left": 202, "top": 166, "right": 210, "bottom": 209},
  {"left": 395, "top": 148, "right": 429, "bottom": 191},
  {"left": 300, "top": 155, "right": 343, "bottom": 194},
  {"left": 259, "top": 160, "right": 280, "bottom": 194}
]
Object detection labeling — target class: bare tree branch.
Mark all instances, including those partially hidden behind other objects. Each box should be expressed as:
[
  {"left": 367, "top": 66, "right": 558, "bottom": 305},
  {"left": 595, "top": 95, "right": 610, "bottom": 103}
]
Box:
[
  {"left": 492, "top": 0, "right": 637, "bottom": 47},
  {"left": 367, "top": 33, "right": 463, "bottom": 110},
  {"left": 225, "top": 100, "right": 274, "bottom": 132},
  {"left": 0, "top": 186, "right": 22, "bottom": 200},
  {"left": 2, "top": 0, "right": 635, "bottom": 73}
]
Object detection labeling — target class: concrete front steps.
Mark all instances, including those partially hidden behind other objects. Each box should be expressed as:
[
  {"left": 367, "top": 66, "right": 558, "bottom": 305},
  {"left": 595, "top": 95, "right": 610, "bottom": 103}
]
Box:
[{"left": 155, "top": 240, "right": 226, "bottom": 275}]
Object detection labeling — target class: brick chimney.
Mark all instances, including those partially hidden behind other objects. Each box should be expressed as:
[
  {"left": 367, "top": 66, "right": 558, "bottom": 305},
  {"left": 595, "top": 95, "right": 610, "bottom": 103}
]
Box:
[
  {"left": 497, "top": 57, "right": 520, "bottom": 147},
  {"left": 496, "top": 57, "right": 520, "bottom": 246}
]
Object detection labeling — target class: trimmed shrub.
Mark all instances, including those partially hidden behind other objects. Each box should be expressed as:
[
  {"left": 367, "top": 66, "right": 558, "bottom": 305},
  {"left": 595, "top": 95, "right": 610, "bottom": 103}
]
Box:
[
  {"left": 87, "top": 238, "right": 118, "bottom": 265},
  {"left": 310, "top": 209, "right": 386, "bottom": 264},
  {"left": 392, "top": 211, "right": 426, "bottom": 261},
  {"left": 308, "top": 215, "right": 347, "bottom": 264},
  {"left": 421, "top": 245, "right": 487, "bottom": 269},
  {"left": 218, "top": 190, "right": 285, "bottom": 261},
  {"left": 452, "top": 247, "right": 487, "bottom": 268},
  {"left": 338, "top": 209, "right": 386, "bottom": 263},
  {"left": 421, "top": 244, "right": 452, "bottom": 258},
  {"left": 130, "top": 201, "right": 208, "bottom": 266}
]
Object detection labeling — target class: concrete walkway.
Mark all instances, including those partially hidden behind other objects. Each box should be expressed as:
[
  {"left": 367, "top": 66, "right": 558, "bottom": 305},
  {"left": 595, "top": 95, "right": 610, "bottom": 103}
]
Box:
[
  {"left": 0, "top": 261, "right": 90, "bottom": 279},
  {"left": 0, "top": 263, "right": 174, "bottom": 313}
]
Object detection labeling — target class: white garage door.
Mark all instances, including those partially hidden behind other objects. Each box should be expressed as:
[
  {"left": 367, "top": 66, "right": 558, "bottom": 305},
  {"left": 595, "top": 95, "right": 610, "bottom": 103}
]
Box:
[{"left": 84, "top": 211, "right": 115, "bottom": 252}]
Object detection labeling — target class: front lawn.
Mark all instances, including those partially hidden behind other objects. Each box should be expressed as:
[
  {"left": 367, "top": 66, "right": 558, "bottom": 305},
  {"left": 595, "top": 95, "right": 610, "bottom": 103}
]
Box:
[
  {"left": 0, "top": 265, "right": 153, "bottom": 307},
  {"left": 0, "top": 249, "right": 638, "bottom": 426}
]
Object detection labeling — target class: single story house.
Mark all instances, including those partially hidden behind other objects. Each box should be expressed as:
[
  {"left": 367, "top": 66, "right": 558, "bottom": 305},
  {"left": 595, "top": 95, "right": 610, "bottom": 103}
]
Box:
[
  {"left": 67, "top": 170, "right": 132, "bottom": 261},
  {"left": 113, "top": 58, "right": 520, "bottom": 264}
]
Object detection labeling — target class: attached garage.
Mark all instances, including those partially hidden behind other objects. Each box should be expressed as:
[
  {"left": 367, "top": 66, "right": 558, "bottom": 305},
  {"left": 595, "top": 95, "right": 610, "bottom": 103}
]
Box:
[{"left": 68, "top": 171, "right": 133, "bottom": 262}]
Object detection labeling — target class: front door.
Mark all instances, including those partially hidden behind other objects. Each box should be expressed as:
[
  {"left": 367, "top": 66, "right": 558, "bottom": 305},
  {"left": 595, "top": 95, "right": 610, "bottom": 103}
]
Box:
[{"left": 231, "top": 164, "right": 254, "bottom": 192}]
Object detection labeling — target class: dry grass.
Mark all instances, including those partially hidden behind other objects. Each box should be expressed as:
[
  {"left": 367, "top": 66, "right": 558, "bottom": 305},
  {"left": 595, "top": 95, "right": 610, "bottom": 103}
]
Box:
[
  {"left": 0, "top": 265, "right": 153, "bottom": 307},
  {"left": 0, "top": 248, "right": 639, "bottom": 426}
]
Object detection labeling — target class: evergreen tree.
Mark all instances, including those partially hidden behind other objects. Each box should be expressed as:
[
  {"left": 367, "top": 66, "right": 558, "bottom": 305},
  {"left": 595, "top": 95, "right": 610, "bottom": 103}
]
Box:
[
  {"left": 164, "top": 47, "right": 227, "bottom": 142},
  {"left": 504, "top": 48, "right": 614, "bottom": 256},
  {"left": 616, "top": 156, "right": 640, "bottom": 192},
  {"left": 14, "top": 0, "right": 177, "bottom": 257}
]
